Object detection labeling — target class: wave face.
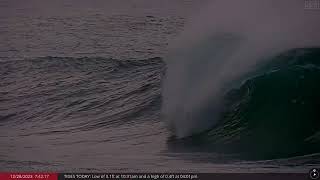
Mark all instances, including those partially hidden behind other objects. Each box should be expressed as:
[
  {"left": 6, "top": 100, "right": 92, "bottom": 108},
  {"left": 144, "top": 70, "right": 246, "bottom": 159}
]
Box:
[
  {"left": 0, "top": 57, "right": 164, "bottom": 132},
  {"left": 218, "top": 49, "right": 320, "bottom": 160},
  {"left": 162, "top": 0, "right": 320, "bottom": 138},
  {"left": 168, "top": 48, "right": 320, "bottom": 160}
]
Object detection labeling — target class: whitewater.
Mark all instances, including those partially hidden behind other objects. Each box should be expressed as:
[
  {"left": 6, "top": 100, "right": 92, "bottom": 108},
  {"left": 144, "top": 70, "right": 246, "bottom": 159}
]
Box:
[{"left": 163, "top": 0, "right": 320, "bottom": 138}]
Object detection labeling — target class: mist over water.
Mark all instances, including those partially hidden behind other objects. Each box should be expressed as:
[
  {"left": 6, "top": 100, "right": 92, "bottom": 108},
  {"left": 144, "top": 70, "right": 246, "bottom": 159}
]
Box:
[{"left": 162, "top": 0, "right": 320, "bottom": 138}]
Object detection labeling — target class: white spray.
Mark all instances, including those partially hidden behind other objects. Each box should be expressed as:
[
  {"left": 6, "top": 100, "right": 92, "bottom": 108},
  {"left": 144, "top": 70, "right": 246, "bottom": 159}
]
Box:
[{"left": 162, "top": 0, "right": 320, "bottom": 138}]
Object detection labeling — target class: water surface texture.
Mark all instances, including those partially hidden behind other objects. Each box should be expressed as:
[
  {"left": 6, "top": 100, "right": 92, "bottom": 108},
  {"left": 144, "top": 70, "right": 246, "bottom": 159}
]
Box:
[{"left": 0, "top": 0, "right": 320, "bottom": 172}]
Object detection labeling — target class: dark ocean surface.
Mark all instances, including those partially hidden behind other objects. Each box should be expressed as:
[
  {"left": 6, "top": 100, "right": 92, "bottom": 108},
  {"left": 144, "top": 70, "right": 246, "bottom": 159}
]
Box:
[{"left": 0, "top": 0, "right": 319, "bottom": 172}]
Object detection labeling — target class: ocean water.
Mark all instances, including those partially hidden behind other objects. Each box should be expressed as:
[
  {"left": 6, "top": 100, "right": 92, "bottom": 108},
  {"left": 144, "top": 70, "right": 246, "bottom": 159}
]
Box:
[{"left": 0, "top": 0, "right": 320, "bottom": 173}]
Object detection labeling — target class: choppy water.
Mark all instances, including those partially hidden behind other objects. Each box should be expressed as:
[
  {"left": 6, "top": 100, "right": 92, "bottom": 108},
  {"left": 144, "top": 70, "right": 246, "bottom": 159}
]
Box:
[{"left": 0, "top": 0, "right": 319, "bottom": 173}]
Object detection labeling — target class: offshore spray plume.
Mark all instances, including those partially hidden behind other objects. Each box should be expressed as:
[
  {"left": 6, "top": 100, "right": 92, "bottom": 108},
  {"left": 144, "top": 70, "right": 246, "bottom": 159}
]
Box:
[{"left": 162, "top": 0, "right": 320, "bottom": 138}]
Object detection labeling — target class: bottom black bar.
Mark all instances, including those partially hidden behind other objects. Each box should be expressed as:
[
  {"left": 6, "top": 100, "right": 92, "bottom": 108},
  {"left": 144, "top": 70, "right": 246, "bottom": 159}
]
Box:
[{"left": 58, "top": 173, "right": 312, "bottom": 180}]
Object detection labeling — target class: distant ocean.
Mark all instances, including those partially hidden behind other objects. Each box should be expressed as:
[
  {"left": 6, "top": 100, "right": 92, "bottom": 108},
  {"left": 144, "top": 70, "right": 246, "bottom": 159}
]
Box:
[{"left": 0, "top": 0, "right": 320, "bottom": 173}]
